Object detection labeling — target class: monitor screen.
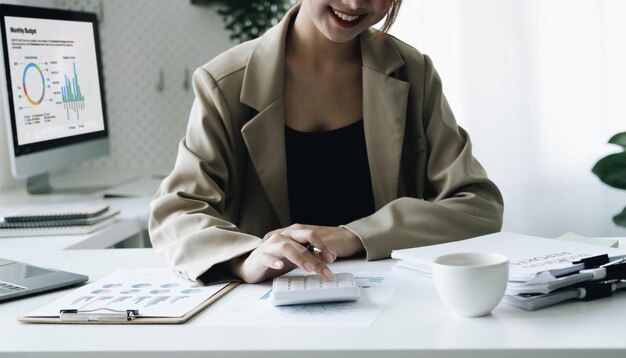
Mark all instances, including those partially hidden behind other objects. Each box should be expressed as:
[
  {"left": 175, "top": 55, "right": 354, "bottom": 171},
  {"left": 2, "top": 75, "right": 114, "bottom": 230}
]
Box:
[{"left": 0, "top": 5, "right": 107, "bottom": 157}]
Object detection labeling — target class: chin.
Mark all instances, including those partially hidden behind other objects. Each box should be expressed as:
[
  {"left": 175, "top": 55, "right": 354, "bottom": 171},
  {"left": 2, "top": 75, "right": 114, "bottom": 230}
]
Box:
[{"left": 320, "top": 27, "right": 363, "bottom": 44}]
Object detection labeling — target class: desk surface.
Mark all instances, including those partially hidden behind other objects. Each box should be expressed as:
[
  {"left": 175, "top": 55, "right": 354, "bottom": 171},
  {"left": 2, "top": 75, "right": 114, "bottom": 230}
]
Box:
[
  {"left": 0, "top": 187, "right": 153, "bottom": 250},
  {"left": 1, "top": 248, "right": 625, "bottom": 358}
]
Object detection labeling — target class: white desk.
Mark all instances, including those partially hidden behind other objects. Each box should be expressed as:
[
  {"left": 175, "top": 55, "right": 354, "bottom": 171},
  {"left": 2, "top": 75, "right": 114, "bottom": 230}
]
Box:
[
  {"left": 0, "top": 187, "right": 153, "bottom": 250},
  {"left": 1, "top": 248, "right": 625, "bottom": 358}
]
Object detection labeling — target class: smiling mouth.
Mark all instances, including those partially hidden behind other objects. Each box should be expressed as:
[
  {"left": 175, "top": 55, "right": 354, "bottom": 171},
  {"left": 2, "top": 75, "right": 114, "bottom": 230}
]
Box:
[{"left": 329, "top": 6, "right": 366, "bottom": 26}]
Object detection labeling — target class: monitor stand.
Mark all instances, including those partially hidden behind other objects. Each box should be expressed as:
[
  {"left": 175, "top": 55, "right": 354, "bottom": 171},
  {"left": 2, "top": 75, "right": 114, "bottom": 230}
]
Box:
[{"left": 26, "top": 173, "right": 109, "bottom": 195}]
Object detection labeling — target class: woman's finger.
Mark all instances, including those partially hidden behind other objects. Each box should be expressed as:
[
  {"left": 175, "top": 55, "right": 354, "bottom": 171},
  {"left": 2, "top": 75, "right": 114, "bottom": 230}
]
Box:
[
  {"left": 258, "top": 253, "right": 284, "bottom": 270},
  {"left": 263, "top": 228, "right": 282, "bottom": 241},
  {"left": 279, "top": 229, "right": 336, "bottom": 263},
  {"left": 266, "top": 237, "right": 333, "bottom": 279}
]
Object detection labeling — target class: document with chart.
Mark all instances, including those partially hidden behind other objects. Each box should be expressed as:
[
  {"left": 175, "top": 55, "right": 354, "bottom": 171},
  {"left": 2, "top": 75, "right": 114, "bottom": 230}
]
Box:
[
  {"left": 3, "top": 15, "right": 105, "bottom": 145},
  {"left": 22, "top": 269, "right": 234, "bottom": 323},
  {"left": 197, "top": 271, "right": 403, "bottom": 327}
]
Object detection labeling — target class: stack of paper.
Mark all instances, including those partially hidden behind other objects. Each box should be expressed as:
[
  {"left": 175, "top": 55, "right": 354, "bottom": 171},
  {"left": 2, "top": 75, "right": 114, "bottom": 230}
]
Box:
[
  {"left": 501, "top": 280, "right": 626, "bottom": 311},
  {"left": 391, "top": 232, "right": 626, "bottom": 311}
]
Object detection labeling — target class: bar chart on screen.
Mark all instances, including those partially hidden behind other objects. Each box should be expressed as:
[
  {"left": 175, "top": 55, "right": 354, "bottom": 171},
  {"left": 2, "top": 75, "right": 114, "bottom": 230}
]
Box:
[{"left": 60, "top": 62, "right": 86, "bottom": 120}]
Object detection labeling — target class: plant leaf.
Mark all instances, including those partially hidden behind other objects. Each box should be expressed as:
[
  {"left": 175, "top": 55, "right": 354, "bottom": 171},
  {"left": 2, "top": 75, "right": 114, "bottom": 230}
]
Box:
[
  {"left": 608, "top": 132, "right": 626, "bottom": 149},
  {"left": 613, "top": 206, "right": 626, "bottom": 228},
  {"left": 216, "top": 0, "right": 288, "bottom": 43},
  {"left": 592, "top": 152, "right": 626, "bottom": 189}
]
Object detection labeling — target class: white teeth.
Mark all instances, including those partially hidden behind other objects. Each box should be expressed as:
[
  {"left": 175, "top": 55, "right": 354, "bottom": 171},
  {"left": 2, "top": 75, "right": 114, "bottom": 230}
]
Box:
[{"left": 332, "top": 8, "right": 359, "bottom": 22}]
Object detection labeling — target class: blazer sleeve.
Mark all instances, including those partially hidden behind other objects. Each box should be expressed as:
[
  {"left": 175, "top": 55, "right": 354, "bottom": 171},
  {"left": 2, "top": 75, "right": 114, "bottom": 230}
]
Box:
[
  {"left": 342, "top": 55, "right": 504, "bottom": 260},
  {"left": 149, "top": 68, "right": 261, "bottom": 282}
]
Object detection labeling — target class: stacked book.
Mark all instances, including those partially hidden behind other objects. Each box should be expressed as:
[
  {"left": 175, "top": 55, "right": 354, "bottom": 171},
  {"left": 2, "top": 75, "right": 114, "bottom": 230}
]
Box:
[
  {"left": 0, "top": 203, "right": 120, "bottom": 237},
  {"left": 391, "top": 232, "right": 626, "bottom": 311}
]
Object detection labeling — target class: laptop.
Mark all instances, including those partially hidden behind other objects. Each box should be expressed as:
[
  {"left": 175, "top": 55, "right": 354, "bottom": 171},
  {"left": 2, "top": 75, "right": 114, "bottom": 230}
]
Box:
[{"left": 0, "top": 257, "right": 88, "bottom": 302}]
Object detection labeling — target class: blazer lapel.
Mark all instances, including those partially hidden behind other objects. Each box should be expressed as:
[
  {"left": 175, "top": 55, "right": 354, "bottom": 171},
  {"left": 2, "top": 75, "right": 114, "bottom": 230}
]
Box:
[
  {"left": 360, "top": 31, "right": 410, "bottom": 210},
  {"left": 241, "top": 101, "right": 291, "bottom": 227},
  {"left": 239, "top": 6, "right": 296, "bottom": 227}
]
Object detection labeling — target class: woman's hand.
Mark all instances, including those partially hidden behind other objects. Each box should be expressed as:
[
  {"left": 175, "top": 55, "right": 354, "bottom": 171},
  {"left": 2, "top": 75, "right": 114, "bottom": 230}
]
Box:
[
  {"left": 229, "top": 226, "right": 337, "bottom": 284},
  {"left": 229, "top": 224, "right": 364, "bottom": 284},
  {"left": 273, "top": 224, "right": 365, "bottom": 259}
]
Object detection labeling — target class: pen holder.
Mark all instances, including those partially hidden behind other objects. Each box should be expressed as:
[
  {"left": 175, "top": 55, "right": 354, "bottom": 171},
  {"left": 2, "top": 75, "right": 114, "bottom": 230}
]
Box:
[{"left": 432, "top": 252, "right": 508, "bottom": 317}]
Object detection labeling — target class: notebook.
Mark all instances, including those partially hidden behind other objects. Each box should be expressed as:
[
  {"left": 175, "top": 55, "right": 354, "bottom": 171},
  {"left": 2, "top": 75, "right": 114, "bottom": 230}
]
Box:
[
  {"left": 0, "top": 218, "right": 116, "bottom": 238},
  {"left": 0, "top": 209, "right": 119, "bottom": 228},
  {"left": 0, "top": 257, "right": 88, "bottom": 302},
  {"left": 3, "top": 203, "right": 109, "bottom": 222},
  {"left": 0, "top": 203, "right": 119, "bottom": 238}
]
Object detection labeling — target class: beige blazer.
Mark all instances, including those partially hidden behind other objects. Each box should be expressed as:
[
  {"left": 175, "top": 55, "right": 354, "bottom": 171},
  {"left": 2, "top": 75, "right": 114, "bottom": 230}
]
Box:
[{"left": 149, "top": 5, "right": 504, "bottom": 282}]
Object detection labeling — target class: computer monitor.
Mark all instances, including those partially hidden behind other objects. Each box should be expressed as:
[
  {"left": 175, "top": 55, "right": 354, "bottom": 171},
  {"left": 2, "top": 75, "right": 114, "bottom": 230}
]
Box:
[{"left": 0, "top": 4, "right": 109, "bottom": 194}]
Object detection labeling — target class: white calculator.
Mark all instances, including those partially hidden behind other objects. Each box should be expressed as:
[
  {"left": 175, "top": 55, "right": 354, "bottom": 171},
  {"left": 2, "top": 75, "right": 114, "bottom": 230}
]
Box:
[{"left": 270, "top": 272, "right": 360, "bottom": 306}]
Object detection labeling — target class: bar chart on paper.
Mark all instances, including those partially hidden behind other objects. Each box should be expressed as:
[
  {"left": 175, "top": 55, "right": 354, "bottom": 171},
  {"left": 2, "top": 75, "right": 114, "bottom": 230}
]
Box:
[
  {"left": 25, "top": 269, "right": 228, "bottom": 318},
  {"left": 198, "top": 272, "right": 403, "bottom": 327}
]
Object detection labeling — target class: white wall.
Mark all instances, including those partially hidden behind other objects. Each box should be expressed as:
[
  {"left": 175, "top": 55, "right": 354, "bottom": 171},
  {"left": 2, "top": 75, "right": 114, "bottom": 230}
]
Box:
[
  {"left": 390, "top": 0, "right": 626, "bottom": 238},
  {"left": 0, "top": 0, "right": 235, "bottom": 190}
]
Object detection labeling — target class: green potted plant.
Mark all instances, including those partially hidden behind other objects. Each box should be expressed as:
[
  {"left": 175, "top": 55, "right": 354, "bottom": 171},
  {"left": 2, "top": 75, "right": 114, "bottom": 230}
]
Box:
[
  {"left": 592, "top": 132, "right": 626, "bottom": 227},
  {"left": 193, "top": 0, "right": 293, "bottom": 43}
]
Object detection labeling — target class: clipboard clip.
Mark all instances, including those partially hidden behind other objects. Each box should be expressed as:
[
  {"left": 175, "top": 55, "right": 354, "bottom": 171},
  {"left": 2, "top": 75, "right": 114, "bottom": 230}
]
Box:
[{"left": 60, "top": 308, "right": 139, "bottom": 322}]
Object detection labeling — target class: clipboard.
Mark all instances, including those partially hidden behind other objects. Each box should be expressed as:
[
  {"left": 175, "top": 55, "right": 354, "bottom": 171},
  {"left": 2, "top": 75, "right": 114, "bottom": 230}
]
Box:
[{"left": 19, "top": 268, "right": 239, "bottom": 324}]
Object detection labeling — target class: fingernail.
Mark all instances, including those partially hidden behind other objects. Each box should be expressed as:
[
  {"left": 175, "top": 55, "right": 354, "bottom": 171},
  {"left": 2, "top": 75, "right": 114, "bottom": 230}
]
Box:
[
  {"left": 304, "top": 262, "right": 315, "bottom": 272},
  {"left": 326, "top": 253, "right": 334, "bottom": 263},
  {"left": 331, "top": 251, "right": 338, "bottom": 261},
  {"left": 274, "top": 261, "right": 283, "bottom": 268},
  {"left": 323, "top": 268, "right": 333, "bottom": 279}
]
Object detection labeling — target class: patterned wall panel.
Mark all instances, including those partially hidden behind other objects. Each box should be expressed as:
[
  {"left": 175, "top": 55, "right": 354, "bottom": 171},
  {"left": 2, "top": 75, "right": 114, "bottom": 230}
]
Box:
[{"left": 56, "top": 0, "right": 235, "bottom": 171}]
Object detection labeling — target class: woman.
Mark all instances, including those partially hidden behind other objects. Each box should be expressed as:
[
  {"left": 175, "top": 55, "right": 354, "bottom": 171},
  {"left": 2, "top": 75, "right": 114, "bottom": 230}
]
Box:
[{"left": 149, "top": 0, "right": 504, "bottom": 284}]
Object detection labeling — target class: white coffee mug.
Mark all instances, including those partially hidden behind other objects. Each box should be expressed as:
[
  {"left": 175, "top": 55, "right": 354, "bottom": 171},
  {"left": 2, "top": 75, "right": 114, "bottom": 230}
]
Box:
[{"left": 432, "top": 252, "right": 509, "bottom": 317}]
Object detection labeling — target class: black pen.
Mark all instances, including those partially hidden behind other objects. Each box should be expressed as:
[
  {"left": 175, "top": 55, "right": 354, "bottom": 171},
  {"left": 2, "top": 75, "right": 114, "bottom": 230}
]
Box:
[{"left": 306, "top": 244, "right": 322, "bottom": 255}]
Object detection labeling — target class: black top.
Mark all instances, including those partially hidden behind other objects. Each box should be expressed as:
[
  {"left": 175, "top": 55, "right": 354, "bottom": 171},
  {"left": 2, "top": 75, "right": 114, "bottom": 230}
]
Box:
[{"left": 285, "top": 120, "right": 375, "bottom": 226}]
